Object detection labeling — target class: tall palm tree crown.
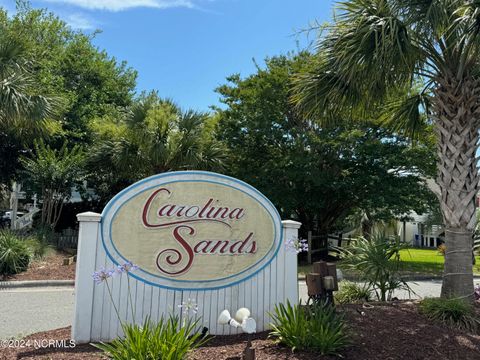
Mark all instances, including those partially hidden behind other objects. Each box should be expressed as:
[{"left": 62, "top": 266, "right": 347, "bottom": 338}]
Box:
[
  {"left": 0, "top": 37, "right": 57, "bottom": 131},
  {"left": 89, "top": 94, "right": 226, "bottom": 183},
  {"left": 293, "top": 0, "right": 480, "bottom": 299}
]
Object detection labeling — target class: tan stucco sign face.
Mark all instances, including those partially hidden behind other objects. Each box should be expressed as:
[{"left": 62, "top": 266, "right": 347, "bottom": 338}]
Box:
[{"left": 101, "top": 171, "right": 282, "bottom": 290}]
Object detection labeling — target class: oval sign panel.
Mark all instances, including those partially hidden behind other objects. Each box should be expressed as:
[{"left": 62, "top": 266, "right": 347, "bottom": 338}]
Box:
[{"left": 101, "top": 171, "right": 282, "bottom": 290}]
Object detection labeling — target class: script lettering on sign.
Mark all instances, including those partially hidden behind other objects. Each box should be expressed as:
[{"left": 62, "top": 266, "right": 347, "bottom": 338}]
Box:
[
  {"left": 141, "top": 187, "right": 256, "bottom": 276},
  {"left": 101, "top": 172, "right": 282, "bottom": 290}
]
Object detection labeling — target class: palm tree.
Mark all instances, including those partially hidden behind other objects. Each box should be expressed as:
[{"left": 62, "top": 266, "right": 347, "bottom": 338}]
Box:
[
  {"left": 89, "top": 93, "right": 226, "bottom": 184},
  {"left": 293, "top": 0, "right": 480, "bottom": 300},
  {"left": 0, "top": 37, "right": 58, "bottom": 131}
]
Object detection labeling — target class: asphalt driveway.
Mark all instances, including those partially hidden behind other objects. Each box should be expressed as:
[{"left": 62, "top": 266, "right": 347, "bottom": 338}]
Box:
[{"left": 0, "top": 287, "right": 75, "bottom": 340}]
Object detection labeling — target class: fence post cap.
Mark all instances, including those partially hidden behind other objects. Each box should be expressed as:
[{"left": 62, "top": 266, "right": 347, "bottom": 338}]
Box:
[
  {"left": 281, "top": 220, "right": 302, "bottom": 229},
  {"left": 77, "top": 212, "right": 101, "bottom": 222}
]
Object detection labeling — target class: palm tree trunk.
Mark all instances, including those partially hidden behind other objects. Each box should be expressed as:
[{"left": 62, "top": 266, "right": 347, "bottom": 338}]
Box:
[{"left": 433, "top": 74, "right": 480, "bottom": 300}]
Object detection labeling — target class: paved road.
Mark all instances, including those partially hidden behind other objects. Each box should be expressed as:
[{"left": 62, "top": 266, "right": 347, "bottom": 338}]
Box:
[
  {"left": 0, "top": 287, "right": 75, "bottom": 340},
  {"left": 300, "top": 279, "right": 443, "bottom": 302}
]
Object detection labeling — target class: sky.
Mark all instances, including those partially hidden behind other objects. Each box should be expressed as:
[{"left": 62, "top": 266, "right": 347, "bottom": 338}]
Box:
[{"left": 1, "top": 0, "right": 335, "bottom": 111}]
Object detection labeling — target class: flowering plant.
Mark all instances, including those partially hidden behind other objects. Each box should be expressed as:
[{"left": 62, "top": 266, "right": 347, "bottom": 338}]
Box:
[
  {"left": 285, "top": 237, "right": 308, "bottom": 254},
  {"left": 92, "top": 261, "right": 139, "bottom": 321},
  {"left": 92, "top": 261, "right": 207, "bottom": 358}
]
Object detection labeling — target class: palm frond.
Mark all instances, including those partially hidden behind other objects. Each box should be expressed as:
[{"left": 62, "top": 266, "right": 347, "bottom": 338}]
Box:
[
  {"left": 378, "top": 88, "right": 431, "bottom": 139},
  {"left": 292, "top": 0, "right": 424, "bottom": 121}
]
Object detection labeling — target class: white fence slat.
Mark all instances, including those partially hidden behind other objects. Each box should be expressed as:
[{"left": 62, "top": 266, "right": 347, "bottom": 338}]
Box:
[
  {"left": 265, "top": 262, "right": 275, "bottom": 329},
  {"left": 158, "top": 288, "right": 167, "bottom": 320},
  {"left": 166, "top": 290, "right": 175, "bottom": 316},
  {"left": 142, "top": 282, "right": 152, "bottom": 324},
  {"left": 133, "top": 280, "right": 143, "bottom": 325},
  {"left": 250, "top": 275, "right": 258, "bottom": 332},
  {"left": 256, "top": 270, "right": 265, "bottom": 331},
  {"left": 262, "top": 265, "right": 271, "bottom": 328},
  {"left": 100, "top": 256, "right": 114, "bottom": 341},
  {"left": 149, "top": 286, "right": 159, "bottom": 321},
  {"left": 205, "top": 289, "right": 216, "bottom": 335},
  {"left": 217, "top": 288, "right": 226, "bottom": 335}
]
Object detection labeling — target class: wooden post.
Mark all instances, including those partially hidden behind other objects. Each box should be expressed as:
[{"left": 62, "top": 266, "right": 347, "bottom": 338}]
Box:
[
  {"left": 338, "top": 233, "right": 343, "bottom": 248},
  {"left": 313, "top": 261, "right": 328, "bottom": 277},
  {"left": 326, "top": 263, "right": 338, "bottom": 291},
  {"left": 243, "top": 340, "right": 255, "bottom": 360},
  {"left": 306, "top": 273, "right": 323, "bottom": 296}
]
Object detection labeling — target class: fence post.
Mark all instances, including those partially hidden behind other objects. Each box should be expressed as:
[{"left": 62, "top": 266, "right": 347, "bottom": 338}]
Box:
[
  {"left": 72, "top": 211, "right": 101, "bottom": 343},
  {"left": 307, "top": 231, "right": 312, "bottom": 264},
  {"left": 282, "top": 220, "right": 302, "bottom": 305}
]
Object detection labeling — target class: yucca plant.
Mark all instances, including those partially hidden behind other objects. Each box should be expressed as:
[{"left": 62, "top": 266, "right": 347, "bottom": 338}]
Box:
[
  {"left": 94, "top": 315, "right": 207, "bottom": 360},
  {"left": 420, "top": 297, "right": 480, "bottom": 333},
  {"left": 269, "top": 301, "right": 349, "bottom": 355},
  {"left": 337, "top": 233, "right": 412, "bottom": 301},
  {"left": 0, "top": 230, "right": 31, "bottom": 275}
]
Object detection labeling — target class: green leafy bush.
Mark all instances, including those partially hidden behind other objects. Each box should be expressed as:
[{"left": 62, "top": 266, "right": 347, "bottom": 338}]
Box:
[
  {"left": 335, "top": 281, "right": 371, "bottom": 304},
  {"left": 94, "top": 315, "right": 207, "bottom": 360},
  {"left": 24, "top": 237, "right": 51, "bottom": 259},
  {"left": 15, "top": 226, "right": 56, "bottom": 259},
  {"left": 419, "top": 298, "right": 480, "bottom": 333},
  {"left": 337, "top": 233, "right": 412, "bottom": 301},
  {"left": 0, "top": 230, "right": 31, "bottom": 275},
  {"left": 269, "top": 301, "right": 349, "bottom": 355}
]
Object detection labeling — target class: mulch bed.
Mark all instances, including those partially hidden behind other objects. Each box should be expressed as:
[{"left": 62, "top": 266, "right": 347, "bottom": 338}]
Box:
[
  {"left": 1, "top": 302, "right": 480, "bottom": 359},
  {"left": 0, "top": 251, "right": 76, "bottom": 282}
]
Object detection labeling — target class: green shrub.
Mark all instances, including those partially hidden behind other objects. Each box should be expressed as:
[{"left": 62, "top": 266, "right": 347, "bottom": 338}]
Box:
[
  {"left": 269, "top": 301, "right": 349, "bottom": 355},
  {"left": 335, "top": 281, "right": 371, "bottom": 304},
  {"left": 419, "top": 298, "right": 480, "bottom": 333},
  {"left": 0, "top": 230, "right": 31, "bottom": 275},
  {"left": 25, "top": 236, "right": 53, "bottom": 259},
  {"left": 94, "top": 315, "right": 207, "bottom": 360},
  {"left": 337, "top": 233, "right": 412, "bottom": 301},
  {"left": 17, "top": 226, "right": 55, "bottom": 259}
]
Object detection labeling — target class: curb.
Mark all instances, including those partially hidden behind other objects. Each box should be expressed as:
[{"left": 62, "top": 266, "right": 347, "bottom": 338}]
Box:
[
  {"left": 0, "top": 280, "right": 75, "bottom": 289},
  {"left": 298, "top": 275, "right": 480, "bottom": 282}
]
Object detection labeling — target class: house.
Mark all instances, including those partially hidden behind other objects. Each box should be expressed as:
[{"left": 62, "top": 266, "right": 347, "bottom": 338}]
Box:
[{"left": 398, "top": 213, "right": 444, "bottom": 248}]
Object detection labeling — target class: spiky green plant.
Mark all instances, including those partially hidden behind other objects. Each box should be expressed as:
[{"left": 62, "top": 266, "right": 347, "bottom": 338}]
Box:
[
  {"left": 0, "top": 230, "right": 31, "bottom": 275},
  {"left": 269, "top": 301, "right": 349, "bottom": 355},
  {"left": 93, "top": 315, "right": 207, "bottom": 360},
  {"left": 337, "top": 233, "right": 412, "bottom": 301},
  {"left": 420, "top": 297, "right": 480, "bottom": 333},
  {"left": 335, "top": 280, "right": 372, "bottom": 304}
]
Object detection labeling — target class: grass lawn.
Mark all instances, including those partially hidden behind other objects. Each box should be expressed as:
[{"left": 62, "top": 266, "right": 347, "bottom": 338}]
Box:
[
  {"left": 298, "top": 248, "right": 480, "bottom": 276},
  {"left": 398, "top": 248, "right": 480, "bottom": 275}
]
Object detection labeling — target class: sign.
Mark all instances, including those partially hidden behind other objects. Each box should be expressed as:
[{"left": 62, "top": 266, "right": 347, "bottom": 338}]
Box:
[{"left": 101, "top": 171, "right": 282, "bottom": 290}]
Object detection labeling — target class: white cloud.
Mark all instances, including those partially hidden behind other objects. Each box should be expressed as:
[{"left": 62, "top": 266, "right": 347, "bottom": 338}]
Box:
[
  {"left": 43, "top": 0, "right": 196, "bottom": 11},
  {"left": 65, "top": 13, "right": 96, "bottom": 29}
]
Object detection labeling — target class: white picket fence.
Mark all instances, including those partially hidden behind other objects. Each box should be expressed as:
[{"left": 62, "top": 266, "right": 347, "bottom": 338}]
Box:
[{"left": 72, "top": 212, "right": 300, "bottom": 343}]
